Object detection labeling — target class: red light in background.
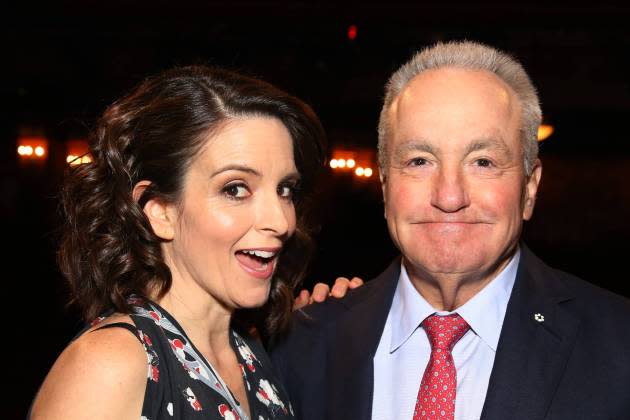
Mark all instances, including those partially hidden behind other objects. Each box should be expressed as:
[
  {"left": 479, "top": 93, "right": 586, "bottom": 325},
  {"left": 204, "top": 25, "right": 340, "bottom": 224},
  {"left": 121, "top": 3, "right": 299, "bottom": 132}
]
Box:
[{"left": 347, "top": 25, "right": 357, "bottom": 41}]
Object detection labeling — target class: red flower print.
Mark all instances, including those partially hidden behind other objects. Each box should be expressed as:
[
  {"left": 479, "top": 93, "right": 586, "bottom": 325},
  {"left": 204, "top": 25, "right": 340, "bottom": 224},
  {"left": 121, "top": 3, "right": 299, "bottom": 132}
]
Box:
[
  {"left": 150, "top": 365, "right": 159, "bottom": 382},
  {"left": 218, "top": 403, "right": 240, "bottom": 420},
  {"left": 171, "top": 338, "right": 184, "bottom": 350},
  {"left": 149, "top": 311, "right": 160, "bottom": 322}
]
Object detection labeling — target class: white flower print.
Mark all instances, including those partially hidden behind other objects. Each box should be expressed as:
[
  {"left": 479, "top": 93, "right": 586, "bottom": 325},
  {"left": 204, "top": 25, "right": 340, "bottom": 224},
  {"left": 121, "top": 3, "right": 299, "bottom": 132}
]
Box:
[
  {"left": 237, "top": 340, "right": 258, "bottom": 373},
  {"left": 256, "top": 379, "right": 287, "bottom": 413},
  {"left": 183, "top": 387, "right": 202, "bottom": 412}
]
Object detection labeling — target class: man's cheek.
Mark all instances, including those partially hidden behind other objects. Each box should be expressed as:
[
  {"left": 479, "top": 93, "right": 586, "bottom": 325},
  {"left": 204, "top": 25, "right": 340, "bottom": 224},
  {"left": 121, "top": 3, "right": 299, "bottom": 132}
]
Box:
[{"left": 390, "top": 181, "right": 422, "bottom": 212}]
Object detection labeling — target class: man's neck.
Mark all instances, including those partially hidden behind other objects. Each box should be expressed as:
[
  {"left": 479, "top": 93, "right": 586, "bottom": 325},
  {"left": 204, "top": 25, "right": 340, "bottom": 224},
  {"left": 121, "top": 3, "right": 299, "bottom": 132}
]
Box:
[{"left": 404, "top": 253, "right": 516, "bottom": 311}]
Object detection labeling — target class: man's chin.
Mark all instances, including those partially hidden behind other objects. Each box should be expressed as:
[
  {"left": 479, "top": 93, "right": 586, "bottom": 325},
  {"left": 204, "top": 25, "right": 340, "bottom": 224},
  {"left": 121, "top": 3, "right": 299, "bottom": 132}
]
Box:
[{"left": 405, "top": 252, "right": 489, "bottom": 279}]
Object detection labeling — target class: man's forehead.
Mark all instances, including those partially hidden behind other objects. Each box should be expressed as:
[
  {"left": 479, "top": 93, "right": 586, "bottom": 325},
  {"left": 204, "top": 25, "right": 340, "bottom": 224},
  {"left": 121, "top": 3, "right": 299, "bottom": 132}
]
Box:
[
  {"left": 386, "top": 68, "right": 521, "bottom": 146},
  {"left": 391, "top": 67, "right": 517, "bottom": 115}
]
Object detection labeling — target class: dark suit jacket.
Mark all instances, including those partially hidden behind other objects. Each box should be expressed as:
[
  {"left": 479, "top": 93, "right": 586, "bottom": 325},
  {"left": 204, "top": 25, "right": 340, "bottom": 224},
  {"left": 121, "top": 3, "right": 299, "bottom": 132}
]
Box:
[{"left": 271, "top": 246, "right": 630, "bottom": 419}]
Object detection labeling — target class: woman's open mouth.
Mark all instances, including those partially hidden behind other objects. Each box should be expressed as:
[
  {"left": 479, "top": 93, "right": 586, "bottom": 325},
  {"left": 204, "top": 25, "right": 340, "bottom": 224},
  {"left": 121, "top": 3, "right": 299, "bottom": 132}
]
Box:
[{"left": 235, "top": 248, "right": 279, "bottom": 279}]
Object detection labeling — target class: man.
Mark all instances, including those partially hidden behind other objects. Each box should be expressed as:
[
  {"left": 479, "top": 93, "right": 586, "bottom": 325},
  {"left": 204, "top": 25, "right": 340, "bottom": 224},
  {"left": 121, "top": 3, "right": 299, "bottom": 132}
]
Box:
[{"left": 271, "top": 41, "right": 630, "bottom": 420}]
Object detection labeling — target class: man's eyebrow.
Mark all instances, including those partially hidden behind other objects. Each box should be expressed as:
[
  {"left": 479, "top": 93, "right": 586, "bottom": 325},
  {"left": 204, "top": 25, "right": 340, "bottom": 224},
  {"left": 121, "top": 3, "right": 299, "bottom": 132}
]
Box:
[
  {"left": 211, "top": 164, "right": 261, "bottom": 178},
  {"left": 465, "top": 137, "right": 513, "bottom": 158},
  {"left": 392, "top": 140, "right": 438, "bottom": 161}
]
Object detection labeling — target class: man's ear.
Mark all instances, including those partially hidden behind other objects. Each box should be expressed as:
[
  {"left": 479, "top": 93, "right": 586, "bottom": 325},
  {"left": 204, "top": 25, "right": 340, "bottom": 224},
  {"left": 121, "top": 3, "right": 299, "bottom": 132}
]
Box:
[
  {"left": 380, "top": 169, "right": 388, "bottom": 219},
  {"left": 522, "top": 159, "right": 542, "bottom": 221},
  {"left": 132, "top": 180, "right": 176, "bottom": 240}
]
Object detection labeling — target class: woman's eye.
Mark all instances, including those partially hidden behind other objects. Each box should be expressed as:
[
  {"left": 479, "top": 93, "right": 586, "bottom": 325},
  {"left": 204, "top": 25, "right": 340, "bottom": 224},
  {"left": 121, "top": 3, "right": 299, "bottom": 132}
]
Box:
[
  {"left": 278, "top": 182, "right": 301, "bottom": 202},
  {"left": 278, "top": 184, "right": 294, "bottom": 199},
  {"left": 278, "top": 186, "right": 291, "bottom": 198},
  {"left": 222, "top": 183, "right": 250, "bottom": 199}
]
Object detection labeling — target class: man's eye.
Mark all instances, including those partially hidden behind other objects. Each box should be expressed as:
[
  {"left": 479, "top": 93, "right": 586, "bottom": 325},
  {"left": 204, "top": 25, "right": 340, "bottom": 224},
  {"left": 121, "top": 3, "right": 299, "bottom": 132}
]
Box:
[
  {"left": 409, "top": 157, "right": 428, "bottom": 166},
  {"left": 475, "top": 158, "right": 493, "bottom": 168},
  {"left": 223, "top": 183, "right": 250, "bottom": 199}
]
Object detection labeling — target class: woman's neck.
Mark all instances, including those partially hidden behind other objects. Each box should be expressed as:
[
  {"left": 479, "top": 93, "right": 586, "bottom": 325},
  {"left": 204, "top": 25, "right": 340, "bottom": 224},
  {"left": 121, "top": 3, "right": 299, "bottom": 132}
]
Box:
[{"left": 155, "top": 284, "right": 234, "bottom": 357}]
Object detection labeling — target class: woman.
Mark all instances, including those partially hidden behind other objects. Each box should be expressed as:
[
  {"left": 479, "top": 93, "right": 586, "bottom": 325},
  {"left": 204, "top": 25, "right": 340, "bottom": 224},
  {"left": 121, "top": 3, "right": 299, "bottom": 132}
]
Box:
[{"left": 30, "top": 65, "right": 326, "bottom": 419}]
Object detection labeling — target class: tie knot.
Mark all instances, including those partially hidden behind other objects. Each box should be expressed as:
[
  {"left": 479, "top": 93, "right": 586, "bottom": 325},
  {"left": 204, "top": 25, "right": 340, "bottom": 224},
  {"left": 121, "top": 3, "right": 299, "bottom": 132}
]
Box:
[{"left": 422, "top": 313, "right": 470, "bottom": 350}]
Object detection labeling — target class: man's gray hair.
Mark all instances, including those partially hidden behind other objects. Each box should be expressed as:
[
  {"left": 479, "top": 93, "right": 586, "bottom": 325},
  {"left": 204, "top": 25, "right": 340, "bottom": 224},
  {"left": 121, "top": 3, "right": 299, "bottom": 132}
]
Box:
[{"left": 377, "top": 41, "right": 541, "bottom": 175}]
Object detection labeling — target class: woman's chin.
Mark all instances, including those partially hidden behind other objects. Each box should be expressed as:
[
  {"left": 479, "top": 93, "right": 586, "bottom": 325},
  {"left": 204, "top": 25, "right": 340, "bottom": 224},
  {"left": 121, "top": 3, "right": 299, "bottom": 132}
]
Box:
[{"left": 233, "top": 290, "right": 272, "bottom": 310}]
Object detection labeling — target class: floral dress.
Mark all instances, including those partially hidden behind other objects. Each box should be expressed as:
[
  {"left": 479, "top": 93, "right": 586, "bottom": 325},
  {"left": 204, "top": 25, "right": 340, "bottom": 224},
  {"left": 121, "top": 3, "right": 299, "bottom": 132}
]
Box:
[{"left": 90, "top": 297, "right": 294, "bottom": 420}]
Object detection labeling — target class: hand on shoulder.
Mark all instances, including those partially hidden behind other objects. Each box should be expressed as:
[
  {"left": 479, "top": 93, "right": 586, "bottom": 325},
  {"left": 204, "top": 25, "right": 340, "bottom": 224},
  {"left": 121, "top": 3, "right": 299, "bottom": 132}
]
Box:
[
  {"left": 294, "top": 276, "right": 364, "bottom": 310},
  {"left": 30, "top": 316, "right": 147, "bottom": 420}
]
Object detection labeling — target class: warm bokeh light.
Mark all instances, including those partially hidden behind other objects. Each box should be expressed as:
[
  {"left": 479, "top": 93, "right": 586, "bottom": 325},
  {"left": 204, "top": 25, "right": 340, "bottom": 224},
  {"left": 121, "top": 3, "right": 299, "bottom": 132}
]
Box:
[
  {"left": 17, "top": 135, "right": 48, "bottom": 161},
  {"left": 537, "top": 124, "right": 554, "bottom": 141},
  {"left": 66, "top": 139, "right": 91, "bottom": 166},
  {"left": 364, "top": 167, "right": 373, "bottom": 177},
  {"left": 329, "top": 148, "right": 377, "bottom": 177},
  {"left": 67, "top": 154, "right": 92, "bottom": 166}
]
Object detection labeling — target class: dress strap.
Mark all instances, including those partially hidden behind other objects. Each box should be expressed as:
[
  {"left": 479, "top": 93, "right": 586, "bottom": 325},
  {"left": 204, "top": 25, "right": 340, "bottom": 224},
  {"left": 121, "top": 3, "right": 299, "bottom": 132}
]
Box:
[{"left": 92, "top": 322, "right": 142, "bottom": 344}]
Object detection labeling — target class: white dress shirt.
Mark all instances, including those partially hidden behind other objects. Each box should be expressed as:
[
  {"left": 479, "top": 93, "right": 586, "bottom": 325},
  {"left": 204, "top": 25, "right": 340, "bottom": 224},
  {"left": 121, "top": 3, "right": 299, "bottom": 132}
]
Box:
[{"left": 371, "top": 250, "right": 520, "bottom": 420}]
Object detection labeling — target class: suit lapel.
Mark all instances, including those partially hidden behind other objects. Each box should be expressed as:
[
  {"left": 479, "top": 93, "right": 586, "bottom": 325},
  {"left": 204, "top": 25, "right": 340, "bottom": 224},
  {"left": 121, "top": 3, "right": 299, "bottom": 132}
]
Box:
[
  {"left": 481, "top": 246, "right": 580, "bottom": 420},
  {"left": 327, "top": 259, "right": 401, "bottom": 420}
]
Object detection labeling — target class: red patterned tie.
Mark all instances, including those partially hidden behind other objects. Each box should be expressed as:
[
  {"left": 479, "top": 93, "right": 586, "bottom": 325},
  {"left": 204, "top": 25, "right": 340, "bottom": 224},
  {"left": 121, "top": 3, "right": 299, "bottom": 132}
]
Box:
[{"left": 413, "top": 314, "right": 470, "bottom": 420}]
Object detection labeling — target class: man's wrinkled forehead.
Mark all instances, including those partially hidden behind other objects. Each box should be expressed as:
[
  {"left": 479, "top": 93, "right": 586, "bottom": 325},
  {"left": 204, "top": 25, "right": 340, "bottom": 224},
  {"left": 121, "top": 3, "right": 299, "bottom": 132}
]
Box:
[
  {"left": 389, "top": 68, "right": 517, "bottom": 120},
  {"left": 385, "top": 69, "right": 521, "bottom": 147}
]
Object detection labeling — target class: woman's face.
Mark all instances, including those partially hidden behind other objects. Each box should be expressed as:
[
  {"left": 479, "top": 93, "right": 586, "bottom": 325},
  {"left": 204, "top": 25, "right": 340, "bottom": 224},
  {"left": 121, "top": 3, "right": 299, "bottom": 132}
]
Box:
[{"left": 161, "top": 117, "right": 299, "bottom": 310}]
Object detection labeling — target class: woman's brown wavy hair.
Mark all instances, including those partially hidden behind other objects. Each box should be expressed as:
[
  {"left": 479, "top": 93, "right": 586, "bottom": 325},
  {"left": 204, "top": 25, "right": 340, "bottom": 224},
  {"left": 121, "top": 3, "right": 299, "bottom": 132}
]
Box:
[{"left": 58, "top": 65, "right": 326, "bottom": 337}]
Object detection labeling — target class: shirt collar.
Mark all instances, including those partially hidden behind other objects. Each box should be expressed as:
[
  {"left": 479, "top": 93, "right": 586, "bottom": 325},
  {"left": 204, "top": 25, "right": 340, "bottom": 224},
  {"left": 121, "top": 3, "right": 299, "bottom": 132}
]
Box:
[{"left": 389, "top": 249, "right": 520, "bottom": 353}]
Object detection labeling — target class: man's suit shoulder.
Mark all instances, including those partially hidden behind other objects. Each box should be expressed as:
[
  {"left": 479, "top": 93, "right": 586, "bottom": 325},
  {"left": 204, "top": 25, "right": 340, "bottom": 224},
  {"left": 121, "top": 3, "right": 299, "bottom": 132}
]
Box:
[
  {"left": 553, "top": 266, "right": 630, "bottom": 323},
  {"left": 521, "top": 246, "right": 630, "bottom": 317}
]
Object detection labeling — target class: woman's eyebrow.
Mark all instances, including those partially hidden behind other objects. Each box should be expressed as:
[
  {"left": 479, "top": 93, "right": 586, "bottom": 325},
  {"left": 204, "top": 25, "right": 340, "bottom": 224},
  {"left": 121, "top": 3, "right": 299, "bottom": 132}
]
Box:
[
  {"left": 280, "top": 172, "right": 301, "bottom": 183},
  {"left": 211, "top": 164, "right": 261, "bottom": 178}
]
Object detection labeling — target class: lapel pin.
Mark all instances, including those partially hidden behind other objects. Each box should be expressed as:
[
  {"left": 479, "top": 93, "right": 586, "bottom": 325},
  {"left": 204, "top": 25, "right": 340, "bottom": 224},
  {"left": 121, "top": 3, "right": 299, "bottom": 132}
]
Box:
[{"left": 534, "top": 313, "right": 545, "bottom": 322}]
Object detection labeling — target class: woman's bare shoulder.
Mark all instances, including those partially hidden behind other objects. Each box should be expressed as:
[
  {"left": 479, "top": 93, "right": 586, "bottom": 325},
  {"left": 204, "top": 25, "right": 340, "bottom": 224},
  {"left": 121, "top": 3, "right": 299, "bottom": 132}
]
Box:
[{"left": 30, "top": 314, "right": 148, "bottom": 420}]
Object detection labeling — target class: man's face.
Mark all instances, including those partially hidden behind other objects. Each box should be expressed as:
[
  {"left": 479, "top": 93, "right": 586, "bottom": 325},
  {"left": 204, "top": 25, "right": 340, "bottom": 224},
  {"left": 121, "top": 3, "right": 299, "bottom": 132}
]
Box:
[{"left": 382, "top": 67, "right": 541, "bottom": 283}]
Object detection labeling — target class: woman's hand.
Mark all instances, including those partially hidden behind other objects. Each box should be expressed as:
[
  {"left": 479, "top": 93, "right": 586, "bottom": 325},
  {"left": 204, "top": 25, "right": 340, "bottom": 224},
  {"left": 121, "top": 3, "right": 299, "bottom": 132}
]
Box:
[{"left": 293, "top": 277, "right": 364, "bottom": 310}]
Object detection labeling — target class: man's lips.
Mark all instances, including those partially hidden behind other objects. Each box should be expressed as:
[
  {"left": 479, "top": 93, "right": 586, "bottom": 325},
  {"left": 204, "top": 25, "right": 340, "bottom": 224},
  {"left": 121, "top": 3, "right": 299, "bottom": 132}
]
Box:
[
  {"left": 412, "top": 221, "right": 491, "bottom": 225},
  {"left": 411, "top": 221, "right": 492, "bottom": 232}
]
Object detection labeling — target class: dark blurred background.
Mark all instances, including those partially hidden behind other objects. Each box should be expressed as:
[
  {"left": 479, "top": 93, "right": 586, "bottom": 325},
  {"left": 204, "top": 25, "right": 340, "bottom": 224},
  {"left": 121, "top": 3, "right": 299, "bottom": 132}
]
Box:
[{"left": 3, "top": 1, "right": 629, "bottom": 417}]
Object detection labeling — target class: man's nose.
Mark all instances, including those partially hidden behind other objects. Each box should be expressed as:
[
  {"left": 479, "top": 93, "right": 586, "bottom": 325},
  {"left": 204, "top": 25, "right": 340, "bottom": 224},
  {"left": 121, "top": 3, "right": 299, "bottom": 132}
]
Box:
[{"left": 430, "top": 165, "right": 470, "bottom": 213}]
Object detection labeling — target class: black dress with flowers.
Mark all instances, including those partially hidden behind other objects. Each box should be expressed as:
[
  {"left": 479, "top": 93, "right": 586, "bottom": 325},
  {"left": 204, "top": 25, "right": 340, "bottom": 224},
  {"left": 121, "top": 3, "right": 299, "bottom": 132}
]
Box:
[{"left": 90, "top": 297, "right": 294, "bottom": 420}]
